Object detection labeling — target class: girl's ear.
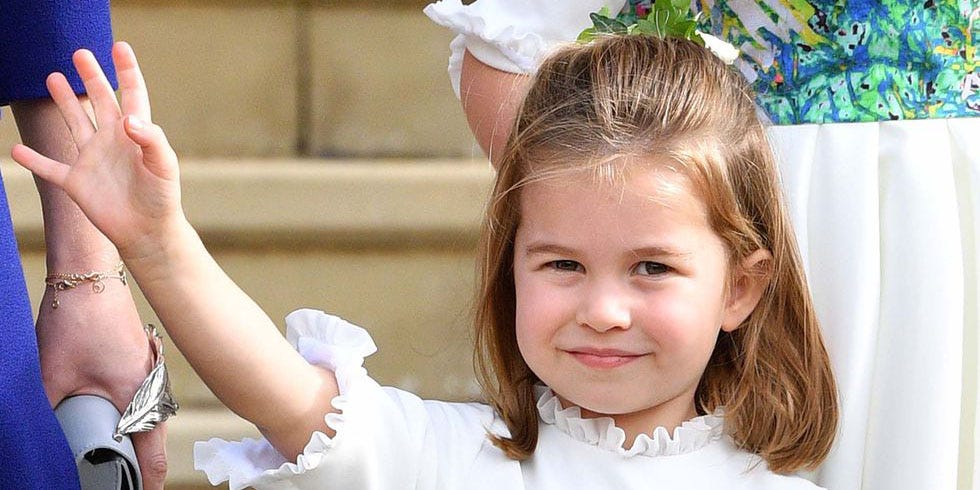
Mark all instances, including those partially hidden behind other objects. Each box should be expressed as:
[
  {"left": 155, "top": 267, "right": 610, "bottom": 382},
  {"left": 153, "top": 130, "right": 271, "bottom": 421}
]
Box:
[{"left": 721, "top": 248, "right": 773, "bottom": 333}]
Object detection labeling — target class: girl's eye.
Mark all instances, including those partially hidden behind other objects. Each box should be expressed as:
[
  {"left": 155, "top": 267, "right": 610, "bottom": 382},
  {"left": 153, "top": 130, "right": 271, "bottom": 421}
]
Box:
[
  {"left": 634, "top": 261, "right": 669, "bottom": 276},
  {"left": 549, "top": 260, "right": 583, "bottom": 272}
]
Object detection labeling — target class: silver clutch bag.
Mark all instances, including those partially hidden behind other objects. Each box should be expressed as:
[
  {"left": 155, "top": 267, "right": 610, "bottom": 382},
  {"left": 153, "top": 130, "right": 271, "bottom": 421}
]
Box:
[{"left": 54, "top": 395, "right": 142, "bottom": 490}]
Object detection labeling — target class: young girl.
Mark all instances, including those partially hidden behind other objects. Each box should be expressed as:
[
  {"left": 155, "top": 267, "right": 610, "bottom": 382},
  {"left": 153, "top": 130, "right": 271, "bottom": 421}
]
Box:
[
  {"left": 425, "top": 2, "right": 979, "bottom": 488},
  {"left": 11, "top": 34, "right": 837, "bottom": 489}
]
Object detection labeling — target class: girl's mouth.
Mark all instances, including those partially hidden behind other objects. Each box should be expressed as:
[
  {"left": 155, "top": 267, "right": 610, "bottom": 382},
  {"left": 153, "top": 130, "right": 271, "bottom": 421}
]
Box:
[{"left": 566, "top": 349, "right": 643, "bottom": 369}]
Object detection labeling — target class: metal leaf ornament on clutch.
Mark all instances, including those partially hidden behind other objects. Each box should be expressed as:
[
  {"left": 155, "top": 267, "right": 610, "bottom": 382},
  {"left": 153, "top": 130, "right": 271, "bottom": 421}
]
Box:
[{"left": 114, "top": 324, "right": 179, "bottom": 440}]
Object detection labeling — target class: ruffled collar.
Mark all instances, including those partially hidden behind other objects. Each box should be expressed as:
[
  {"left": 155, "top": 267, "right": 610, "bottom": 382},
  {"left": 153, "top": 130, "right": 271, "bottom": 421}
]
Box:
[{"left": 534, "top": 386, "right": 724, "bottom": 458}]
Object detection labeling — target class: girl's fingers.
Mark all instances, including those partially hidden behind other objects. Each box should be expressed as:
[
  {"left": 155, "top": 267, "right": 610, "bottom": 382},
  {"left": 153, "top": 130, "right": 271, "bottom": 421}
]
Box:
[
  {"left": 10, "top": 144, "right": 70, "bottom": 187},
  {"left": 125, "top": 116, "right": 177, "bottom": 178},
  {"left": 46, "top": 72, "right": 97, "bottom": 145},
  {"left": 113, "top": 42, "right": 152, "bottom": 121},
  {"left": 72, "top": 49, "right": 121, "bottom": 129}
]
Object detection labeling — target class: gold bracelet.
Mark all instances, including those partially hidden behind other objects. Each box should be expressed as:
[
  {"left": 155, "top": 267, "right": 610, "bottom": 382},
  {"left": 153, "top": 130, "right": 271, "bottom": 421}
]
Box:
[{"left": 44, "top": 262, "right": 128, "bottom": 309}]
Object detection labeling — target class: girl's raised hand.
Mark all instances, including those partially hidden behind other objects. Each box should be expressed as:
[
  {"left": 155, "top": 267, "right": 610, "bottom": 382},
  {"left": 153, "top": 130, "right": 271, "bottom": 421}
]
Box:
[{"left": 11, "top": 42, "right": 182, "bottom": 260}]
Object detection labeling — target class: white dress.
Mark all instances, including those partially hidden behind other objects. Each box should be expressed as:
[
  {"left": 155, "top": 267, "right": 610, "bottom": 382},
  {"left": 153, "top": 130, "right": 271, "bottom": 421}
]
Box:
[
  {"left": 423, "top": 2, "right": 980, "bottom": 490},
  {"left": 194, "top": 310, "right": 822, "bottom": 490}
]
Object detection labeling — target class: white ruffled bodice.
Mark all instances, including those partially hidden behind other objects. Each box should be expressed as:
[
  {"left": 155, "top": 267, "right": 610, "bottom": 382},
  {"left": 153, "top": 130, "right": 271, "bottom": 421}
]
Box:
[
  {"left": 192, "top": 309, "right": 821, "bottom": 490},
  {"left": 534, "top": 385, "right": 725, "bottom": 458}
]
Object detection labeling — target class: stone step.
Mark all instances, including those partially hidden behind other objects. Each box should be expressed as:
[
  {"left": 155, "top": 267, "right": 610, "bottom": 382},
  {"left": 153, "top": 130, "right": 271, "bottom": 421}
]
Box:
[
  {"left": 0, "top": 2, "right": 477, "bottom": 159},
  {"left": 3, "top": 158, "right": 493, "bottom": 488}
]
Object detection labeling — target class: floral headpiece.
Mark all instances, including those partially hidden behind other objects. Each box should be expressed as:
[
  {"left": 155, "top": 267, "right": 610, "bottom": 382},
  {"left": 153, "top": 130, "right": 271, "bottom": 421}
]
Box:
[{"left": 577, "top": 0, "right": 739, "bottom": 64}]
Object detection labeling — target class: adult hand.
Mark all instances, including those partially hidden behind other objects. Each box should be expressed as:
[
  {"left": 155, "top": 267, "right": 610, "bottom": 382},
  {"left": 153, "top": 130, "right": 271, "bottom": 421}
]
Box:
[
  {"left": 10, "top": 40, "right": 176, "bottom": 489},
  {"left": 36, "top": 282, "right": 169, "bottom": 490}
]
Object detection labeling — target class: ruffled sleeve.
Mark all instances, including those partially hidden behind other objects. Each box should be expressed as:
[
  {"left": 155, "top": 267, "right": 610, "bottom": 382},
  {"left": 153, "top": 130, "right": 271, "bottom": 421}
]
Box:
[
  {"left": 193, "top": 309, "right": 497, "bottom": 490},
  {"left": 423, "top": 0, "right": 627, "bottom": 97}
]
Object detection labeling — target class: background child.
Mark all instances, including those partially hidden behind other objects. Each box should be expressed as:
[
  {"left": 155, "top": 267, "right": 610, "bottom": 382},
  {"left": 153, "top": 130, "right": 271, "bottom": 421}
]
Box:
[
  {"left": 12, "top": 34, "right": 836, "bottom": 490},
  {"left": 425, "top": 1, "right": 980, "bottom": 488}
]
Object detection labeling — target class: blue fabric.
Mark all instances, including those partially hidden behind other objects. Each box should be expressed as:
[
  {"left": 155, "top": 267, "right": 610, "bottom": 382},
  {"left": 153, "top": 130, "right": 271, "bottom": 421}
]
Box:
[
  {"left": 0, "top": 0, "right": 118, "bottom": 106},
  {"left": 0, "top": 171, "right": 79, "bottom": 489},
  {"left": 0, "top": 1, "right": 118, "bottom": 488}
]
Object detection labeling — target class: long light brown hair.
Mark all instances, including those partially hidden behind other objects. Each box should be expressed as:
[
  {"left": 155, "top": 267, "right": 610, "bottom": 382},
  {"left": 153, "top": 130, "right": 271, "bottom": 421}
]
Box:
[{"left": 473, "top": 35, "right": 838, "bottom": 474}]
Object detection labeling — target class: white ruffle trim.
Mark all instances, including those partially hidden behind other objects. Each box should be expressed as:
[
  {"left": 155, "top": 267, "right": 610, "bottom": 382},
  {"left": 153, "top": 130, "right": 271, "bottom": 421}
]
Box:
[
  {"left": 194, "top": 309, "right": 377, "bottom": 490},
  {"left": 535, "top": 386, "right": 724, "bottom": 457},
  {"left": 424, "top": 0, "right": 625, "bottom": 97},
  {"left": 424, "top": 0, "right": 545, "bottom": 73},
  {"left": 425, "top": 0, "right": 609, "bottom": 98}
]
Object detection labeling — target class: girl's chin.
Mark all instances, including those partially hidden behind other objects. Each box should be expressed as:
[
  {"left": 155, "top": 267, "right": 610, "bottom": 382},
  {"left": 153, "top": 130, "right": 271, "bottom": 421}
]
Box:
[
  {"left": 554, "top": 392, "right": 640, "bottom": 417},
  {"left": 554, "top": 390, "right": 700, "bottom": 426}
]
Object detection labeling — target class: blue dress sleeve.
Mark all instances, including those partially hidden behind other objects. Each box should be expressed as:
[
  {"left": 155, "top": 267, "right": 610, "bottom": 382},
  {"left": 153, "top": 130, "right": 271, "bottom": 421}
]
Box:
[
  {"left": 0, "top": 3, "right": 118, "bottom": 488},
  {"left": 0, "top": 0, "right": 118, "bottom": 106}
]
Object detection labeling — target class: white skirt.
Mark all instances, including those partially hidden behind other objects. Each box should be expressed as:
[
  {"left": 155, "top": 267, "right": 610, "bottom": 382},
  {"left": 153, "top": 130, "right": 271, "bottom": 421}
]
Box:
[{"left": 769, "top": 118, "right": 979, "bottom": 490}]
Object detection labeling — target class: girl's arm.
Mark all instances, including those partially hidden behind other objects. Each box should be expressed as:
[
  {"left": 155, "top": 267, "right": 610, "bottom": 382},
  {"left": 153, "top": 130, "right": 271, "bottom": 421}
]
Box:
[
  {"left": 11, "top": 42, "right": 338, "bottom": 460},
  {"left": 128, "top": 216, "right": 338, "bottom": 458}
]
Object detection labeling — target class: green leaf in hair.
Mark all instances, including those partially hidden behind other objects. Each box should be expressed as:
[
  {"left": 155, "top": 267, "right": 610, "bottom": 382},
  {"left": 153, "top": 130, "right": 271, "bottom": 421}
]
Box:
[
  {"left": 576, "top": 0, "right": 738, "bottom": 63},
  {"left": 589, "top": 11, "right": 629, "bottom": 34}
]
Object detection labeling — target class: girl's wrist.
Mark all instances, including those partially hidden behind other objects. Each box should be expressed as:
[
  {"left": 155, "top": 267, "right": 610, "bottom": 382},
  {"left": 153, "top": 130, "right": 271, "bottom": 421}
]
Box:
[{"left": 118, "top": 214, "right": 201, "bottom": 282}]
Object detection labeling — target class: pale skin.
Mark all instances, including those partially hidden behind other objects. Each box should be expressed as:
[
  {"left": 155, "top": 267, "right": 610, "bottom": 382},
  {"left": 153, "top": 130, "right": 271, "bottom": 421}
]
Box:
[
  {"left": 10, "top": 73, "right": 166, "bottom": 487},
  {"left": 513, "top": 169, "right": 771, "bottom": 443},
  {"left": 12, "top": 43, "right": 339, "bottom": 460}
]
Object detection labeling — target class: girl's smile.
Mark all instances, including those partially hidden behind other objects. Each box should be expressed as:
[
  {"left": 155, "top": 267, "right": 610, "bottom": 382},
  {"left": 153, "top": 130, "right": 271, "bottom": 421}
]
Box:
[
  {"left": 512, "top": 159, "right": 744, "bottom": 444},
  {"left": 565, "top": 348, "right": 647, "bottom": 369}
]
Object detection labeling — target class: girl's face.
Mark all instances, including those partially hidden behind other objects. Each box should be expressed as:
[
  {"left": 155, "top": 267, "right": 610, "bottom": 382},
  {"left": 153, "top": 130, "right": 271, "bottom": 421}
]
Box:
[{"left": 512, "top": 159, "right": 740, "bottom": 439}]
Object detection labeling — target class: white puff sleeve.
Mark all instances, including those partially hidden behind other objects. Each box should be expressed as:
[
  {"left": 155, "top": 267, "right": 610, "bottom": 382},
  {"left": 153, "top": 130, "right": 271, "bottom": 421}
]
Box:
[
  {"left": 423, "top": 0, "right": 627, "bottom": 97},
  {"left": 193, "top": 309, "right": 498, "bottom": 490}
]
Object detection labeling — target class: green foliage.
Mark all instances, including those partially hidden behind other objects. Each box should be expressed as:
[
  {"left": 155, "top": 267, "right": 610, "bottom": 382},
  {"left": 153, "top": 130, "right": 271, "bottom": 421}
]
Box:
[{"left": 578, "top": 0, "right": 704, "bottom": 46}]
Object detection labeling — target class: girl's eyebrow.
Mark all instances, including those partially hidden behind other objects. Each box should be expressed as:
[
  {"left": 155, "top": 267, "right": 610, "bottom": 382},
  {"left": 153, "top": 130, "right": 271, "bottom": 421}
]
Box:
[
  {"left": 628, "top": 246, "right": 691, "bottom": 260},
  {"left": 523, "top": 242, "right": 578, "bottom": 257},
  {"left": 523, "top": 242, "right": 689, "bottom": 259}
]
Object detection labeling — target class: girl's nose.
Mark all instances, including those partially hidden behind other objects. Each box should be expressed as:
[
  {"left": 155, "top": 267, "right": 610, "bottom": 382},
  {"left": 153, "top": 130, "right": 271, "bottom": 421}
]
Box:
[{"left": 575, "top": 281, "right": 632, "bottom": 332}]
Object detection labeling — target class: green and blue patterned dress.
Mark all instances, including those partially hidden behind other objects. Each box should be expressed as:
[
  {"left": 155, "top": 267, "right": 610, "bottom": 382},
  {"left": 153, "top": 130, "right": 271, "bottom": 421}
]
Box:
[{"left": 611, "top": 0, "right": 980, "bottom": 123}]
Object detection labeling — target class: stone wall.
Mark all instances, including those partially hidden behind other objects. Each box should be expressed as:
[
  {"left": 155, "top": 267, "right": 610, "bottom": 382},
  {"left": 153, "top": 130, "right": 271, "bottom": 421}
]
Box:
[{"left": 1, "top": 1, "right": 479, "bottom": 158}]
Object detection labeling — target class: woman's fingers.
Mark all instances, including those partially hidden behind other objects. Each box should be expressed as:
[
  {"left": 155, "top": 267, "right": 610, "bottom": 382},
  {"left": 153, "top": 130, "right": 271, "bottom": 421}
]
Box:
[
  {"left": 113, "top": 42, "right": 152, "bottom": 121},
  {"left": 10, "top": 144, "right": 70, "bottom": 187},
  {"left": 72, "top": 49, "right": 121, "bottom": 129},
  {"left": 130, "top": 423, "right": 168, "bottom": 490},
  {"left": 46, "top": 72, "right": 97, "bottom": 145}
]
